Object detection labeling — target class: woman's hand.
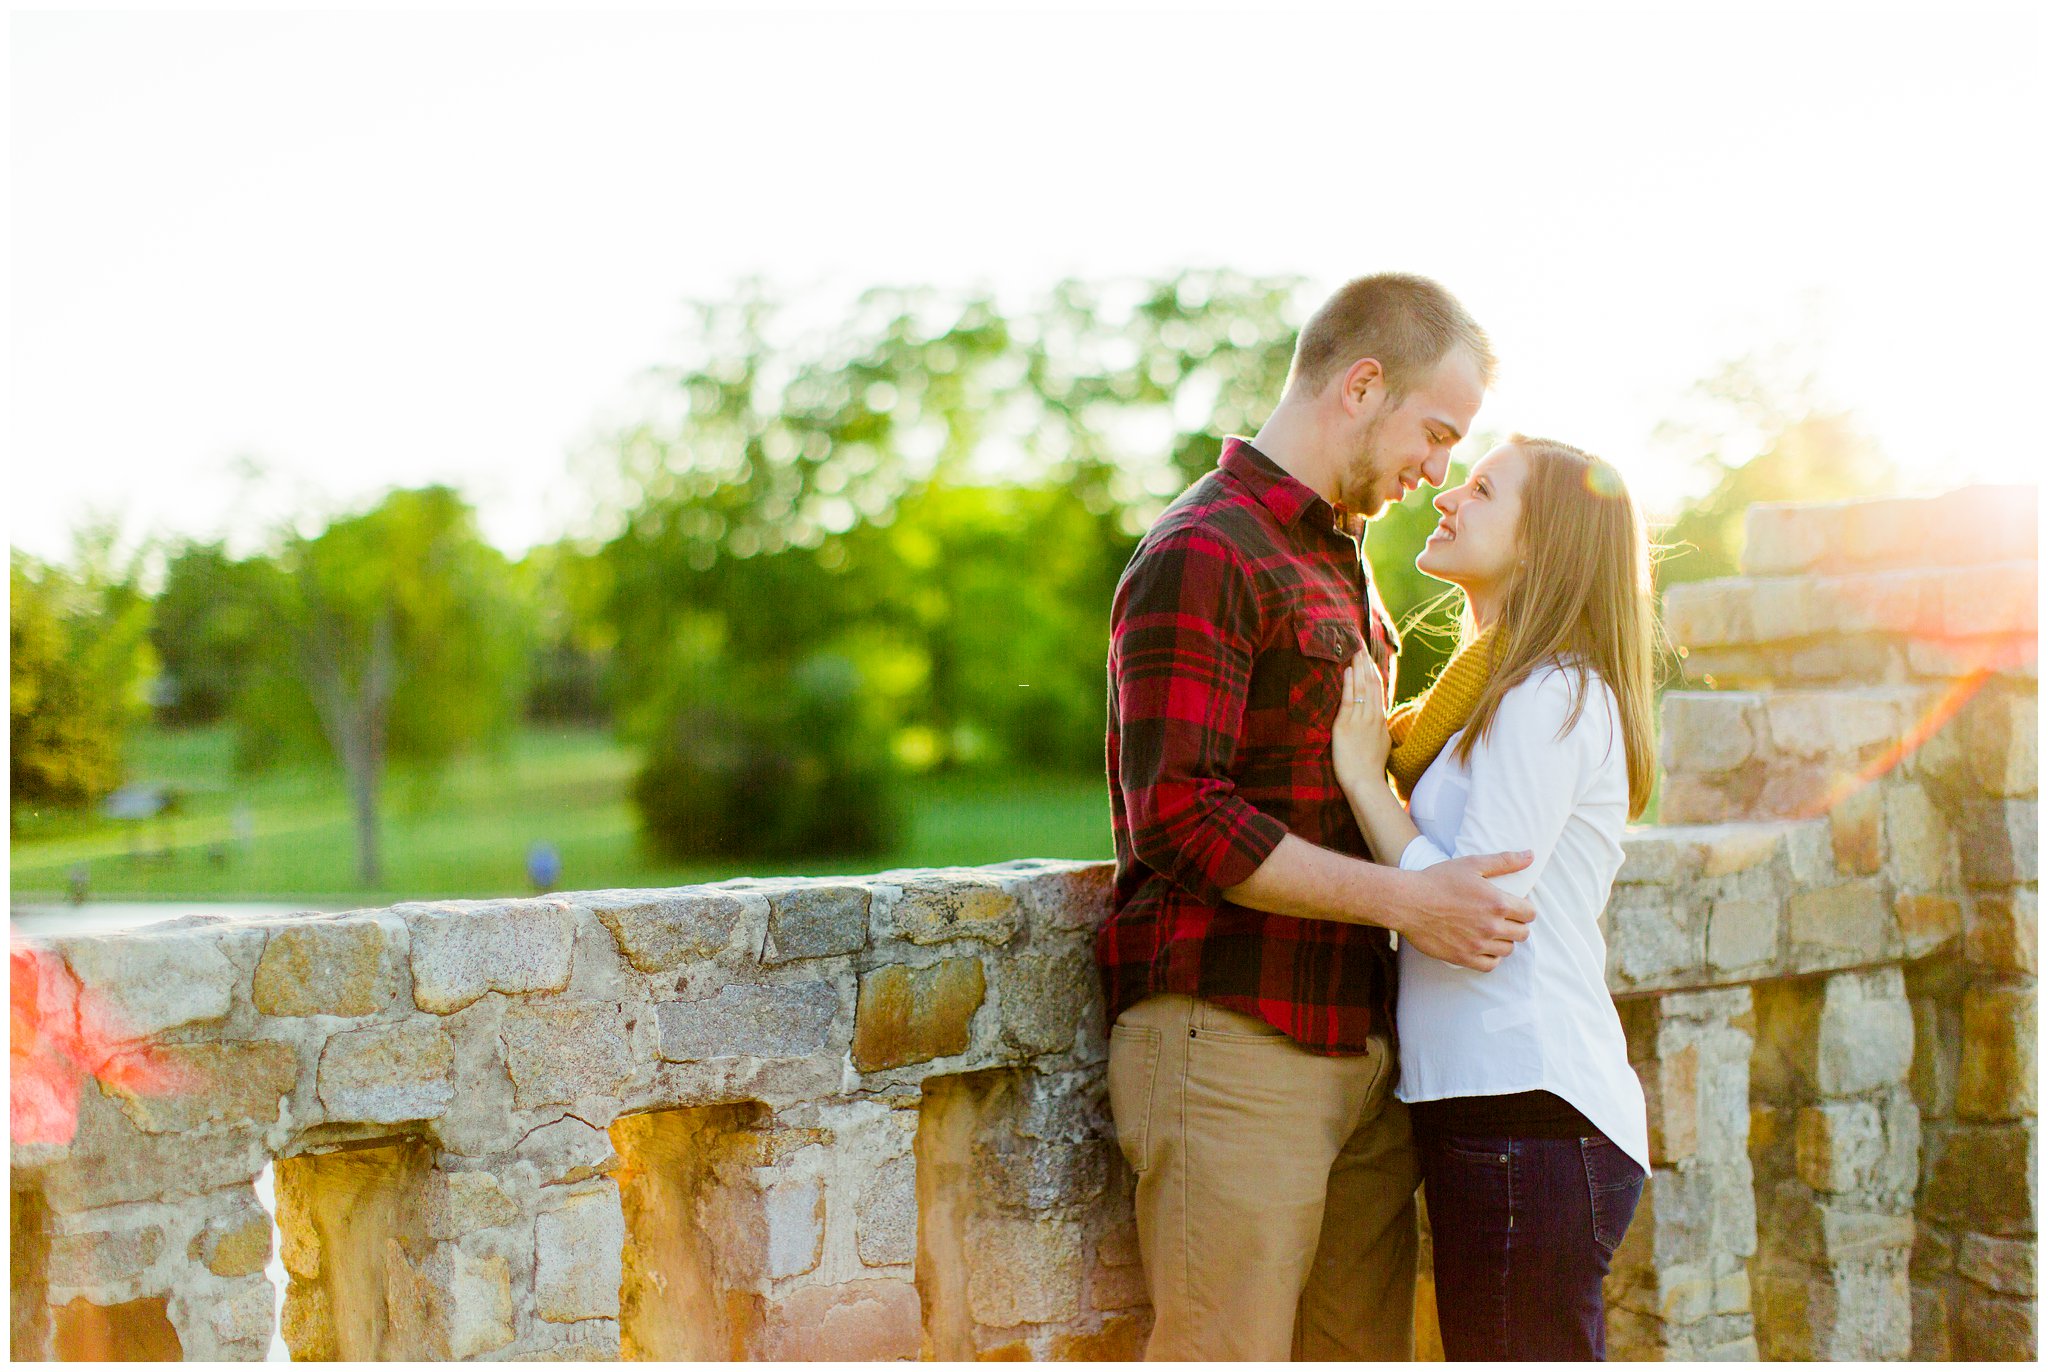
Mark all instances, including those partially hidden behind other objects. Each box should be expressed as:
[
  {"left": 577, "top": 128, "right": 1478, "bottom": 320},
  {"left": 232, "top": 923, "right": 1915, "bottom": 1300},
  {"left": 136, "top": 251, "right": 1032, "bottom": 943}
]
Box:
[{"left": 1331, "top": 649, "right": 1392, "bottom": 789}]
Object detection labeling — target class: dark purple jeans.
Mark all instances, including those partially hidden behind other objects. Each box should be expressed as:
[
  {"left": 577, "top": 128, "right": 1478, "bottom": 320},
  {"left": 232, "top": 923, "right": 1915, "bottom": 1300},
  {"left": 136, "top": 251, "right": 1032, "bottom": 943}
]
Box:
[{"left": 1420, "top": 1132, "right": 1645, "bottom": 1361}]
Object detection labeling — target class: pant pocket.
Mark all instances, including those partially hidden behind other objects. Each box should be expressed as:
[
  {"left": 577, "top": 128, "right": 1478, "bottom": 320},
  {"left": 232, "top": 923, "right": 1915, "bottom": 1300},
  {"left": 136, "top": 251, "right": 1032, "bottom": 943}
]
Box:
[
  {"left": 1581, "top": 1136, "right": 1645, "bottom": 1254},
  {"left": 1108, "top": 1023, "right": 1162, "bottom": 1174}
]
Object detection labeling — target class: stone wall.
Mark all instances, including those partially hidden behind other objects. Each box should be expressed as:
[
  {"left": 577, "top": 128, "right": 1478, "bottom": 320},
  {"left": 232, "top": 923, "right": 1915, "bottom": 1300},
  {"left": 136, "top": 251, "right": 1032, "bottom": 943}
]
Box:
[{"left": 9, "top": 484, "right": 2036, "bottom": 1361}]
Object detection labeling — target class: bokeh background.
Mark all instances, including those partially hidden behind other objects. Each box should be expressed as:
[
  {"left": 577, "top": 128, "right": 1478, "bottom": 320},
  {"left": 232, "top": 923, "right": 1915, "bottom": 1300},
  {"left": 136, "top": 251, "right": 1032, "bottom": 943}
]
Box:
[{"left": 10, "top": 3, "right": 2042, "bottom": 909}]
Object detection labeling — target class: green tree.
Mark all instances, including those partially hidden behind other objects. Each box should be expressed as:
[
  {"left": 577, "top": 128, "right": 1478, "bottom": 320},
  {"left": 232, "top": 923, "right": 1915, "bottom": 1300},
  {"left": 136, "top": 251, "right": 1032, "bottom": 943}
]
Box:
[
  {"left": 148, "top": 541, "right": 278, "bottom": 725},
  {"left": 234, "top": 487, "right": 531, "bottom": 883},
  {"left": 10, "top": 542, "right": 155, "bottom": 823}
]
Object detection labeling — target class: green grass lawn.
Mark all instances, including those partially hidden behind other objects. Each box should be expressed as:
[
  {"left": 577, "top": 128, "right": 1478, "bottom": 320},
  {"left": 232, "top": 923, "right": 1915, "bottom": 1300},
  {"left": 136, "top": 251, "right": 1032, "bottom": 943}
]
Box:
[{"left": 9, "top": 726, "right": 1113, "bottom": 904}]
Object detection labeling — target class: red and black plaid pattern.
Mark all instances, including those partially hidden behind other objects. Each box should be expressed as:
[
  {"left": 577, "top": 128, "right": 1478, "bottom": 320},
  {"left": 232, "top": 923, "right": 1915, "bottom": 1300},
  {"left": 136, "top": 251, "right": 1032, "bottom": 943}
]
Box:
[{"left": 1099, "top": 437, "right": 1400, "bottom": 1055}]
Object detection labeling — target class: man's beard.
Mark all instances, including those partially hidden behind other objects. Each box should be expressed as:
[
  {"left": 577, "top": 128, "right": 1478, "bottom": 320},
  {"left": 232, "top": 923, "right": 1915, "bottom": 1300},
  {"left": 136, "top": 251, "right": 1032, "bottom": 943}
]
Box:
[{"left": 1342, "top": 411, "right": 1395, "bottom": 518}]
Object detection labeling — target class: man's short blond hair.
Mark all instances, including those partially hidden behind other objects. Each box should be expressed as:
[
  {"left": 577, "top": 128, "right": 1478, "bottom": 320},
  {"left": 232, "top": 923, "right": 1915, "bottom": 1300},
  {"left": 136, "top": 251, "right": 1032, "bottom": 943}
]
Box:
[{"left": 1287, "top": 273, "right": 1496, "bottom": 400}]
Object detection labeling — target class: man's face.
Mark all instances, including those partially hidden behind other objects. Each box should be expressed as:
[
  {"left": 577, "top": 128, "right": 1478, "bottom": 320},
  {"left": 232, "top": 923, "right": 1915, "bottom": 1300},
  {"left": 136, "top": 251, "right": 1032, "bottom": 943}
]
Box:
[{"left": 1337, "top": 348, "right": 1487, "bottom": 517}]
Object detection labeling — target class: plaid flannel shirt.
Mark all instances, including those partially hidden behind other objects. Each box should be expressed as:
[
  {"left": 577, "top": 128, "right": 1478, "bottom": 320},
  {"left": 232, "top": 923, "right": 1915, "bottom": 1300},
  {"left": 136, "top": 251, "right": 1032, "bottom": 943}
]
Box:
[{"left": 1098, "top": 437, "right": 1400, "bottom": 1055}]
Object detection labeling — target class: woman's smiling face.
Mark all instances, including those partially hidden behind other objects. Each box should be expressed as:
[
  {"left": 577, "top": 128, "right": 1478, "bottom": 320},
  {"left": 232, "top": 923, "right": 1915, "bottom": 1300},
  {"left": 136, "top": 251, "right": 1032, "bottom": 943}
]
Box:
[{"left": 1415, "top": 442, "right": 1529, "bottom": 602}]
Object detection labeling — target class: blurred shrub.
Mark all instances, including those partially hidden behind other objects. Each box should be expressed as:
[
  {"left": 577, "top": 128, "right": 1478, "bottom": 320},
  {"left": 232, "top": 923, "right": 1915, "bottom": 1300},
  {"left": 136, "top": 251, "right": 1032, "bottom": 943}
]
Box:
[{"left": 633, "top": 652, "right": 901, "bottom": 860}]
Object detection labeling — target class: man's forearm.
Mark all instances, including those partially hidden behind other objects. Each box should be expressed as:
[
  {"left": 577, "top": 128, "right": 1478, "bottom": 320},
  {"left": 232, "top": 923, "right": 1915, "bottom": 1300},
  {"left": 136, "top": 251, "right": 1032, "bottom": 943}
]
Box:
[{"left": 1219, "top": 833, "right": 1420, "bottom": 935}]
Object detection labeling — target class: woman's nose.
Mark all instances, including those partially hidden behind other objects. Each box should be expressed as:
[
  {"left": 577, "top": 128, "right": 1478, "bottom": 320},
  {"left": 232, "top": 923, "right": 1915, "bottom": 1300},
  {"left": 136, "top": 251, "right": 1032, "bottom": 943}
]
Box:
[{"left": 1433, "top": 489, "right": 1456, "bottom": 515}]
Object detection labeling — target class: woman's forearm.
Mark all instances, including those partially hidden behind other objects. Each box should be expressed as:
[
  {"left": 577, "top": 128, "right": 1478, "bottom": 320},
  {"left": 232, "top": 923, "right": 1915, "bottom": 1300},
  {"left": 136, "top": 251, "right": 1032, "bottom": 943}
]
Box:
[{"left": 1343, "top": 770, "right": 1424, "bottom": 866}]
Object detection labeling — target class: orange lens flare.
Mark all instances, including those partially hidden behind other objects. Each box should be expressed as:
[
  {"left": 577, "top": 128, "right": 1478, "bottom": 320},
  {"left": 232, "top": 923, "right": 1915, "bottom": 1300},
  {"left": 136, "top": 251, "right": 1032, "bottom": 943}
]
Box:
[{"left": 9, "top": 943, "right": 195, "bottom": 1146}]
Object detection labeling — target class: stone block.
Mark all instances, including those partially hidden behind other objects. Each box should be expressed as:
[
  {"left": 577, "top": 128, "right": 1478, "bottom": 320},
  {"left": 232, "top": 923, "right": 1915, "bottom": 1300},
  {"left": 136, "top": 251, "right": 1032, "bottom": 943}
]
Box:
[
  {"left": 760, "top": 1178, "right": 825, "bottom": 1280},
  {"left": 1790, "top": 883, "right": 1893, "bottom": 965},
  {"left": 654, "top": 982, "right": 839, "bottom": 1062},
  {"left": 1893, "top": 894, "right": 1962, "bottom": 957},
  {"left": 763, "top": 884, "right": 871, "bottom": 963},
  {"left": 1956, "top": 983, "right": 2037, "bottom": 1121},
  {"left": 1922, "top": 1123, "right": 2037, "bottom": 1236},
  {"left": 45, "top": 1218, "right": 166, "bottom": 1292},
  {"left": 51, "top": 1294, "right": 183, "bottom": 1360},
  {"left": 197, "top": 1275, "right": 275, "bottom": 1355},
  {"left": 1960, "top": 799, "right": 2039, "bottom": 886},
  {"left": 1794, "top": 1101, "right": 1885, "bottom": 1193},
  {"left": 585, "top": 889, "right": 751, "bottom": 972},
  {"left": 755, "top": 1279, "right": 921, "bottom": 1360},
  {"left": 253, "top": 919, "right": 397, "bottom": 1017},
  {"left": 1910, "top": 995, "right": 1960, "bottom": 1120},
  {"left": 1641, "top": 1042, "right": 1699, "bottom": 1165},
  {"left": 192, "top": 1203, "right": 272, "bottom": 1279},
  {"left": 879, "top": 876, "right": 1022, "bottom": 947},
  {"left": 1660, "top": 692, "right": 1761, "bottom": 774},
  {"left": 518, "top": 1114, "right": 619, "bottom": 1186},
  {"left": 317, "top": 1018, "right": 456, "bottom": 1123},
  {"left": 407, "top": 900, "right": 576, "bottom": 1014},
  {"left": 855, "top": 1153, "right": 917, "bottom": 1267},
  {"left": 1615, "top": 830, "right": 1706, "bottom": 885},
  {"left": 1664, "top": 578, "right": 1750, "bottom": 649},
  {"left": 1964, "top": 689, "right": 2039, "bottom": 797},
  {"left": 424, "top": 1170, "right": 523, "bottom": 1239},
  {"left": 1941, "top": 560, "right": 2037, "bottom": 639},
  {"left": 1816, "top": 968, "right": 1914, "bottom": 1097},
  {"left": 1743, "top": 502, "right": 1836, "bottom": 575},
  {"left": 534, "top": 1186, "right": 626, "bottom": 1323},
  {"left": 1008, "top": 860, "right": 1116, "bottom": 932},
  {"left": 1883, "top": 784, "right": 1951, "bottom": 888},
  {"left": 281, "top": 1277, "right": 336, "bottom": 1359},
  {"left": 1956, "top": 1283, "right": 2037, "bottom": 1361},
  {"left": 853, "top": 958, "right": 987, "bottom": 1072},
  {"left": 965, "top": 1213, "right": 1084, "bottom": 1327},
  {"left": 1828, "top": 786, "right": 1883, "bottom": 875},
  {"left": 1911, "top": 1278, "right": 1952, "bottom": 1360},
  {"left": 997, "top": 946, "right": 1094, "bottom": 1056},
  {"left": 502, "top": 1002, "right": 634, "bottom": 1108},
  {"left": 60, "top": 933, "right": 237, "bottom": 1039},
  {"left": 98, "top": 1038, "right": 299, "bottom": 1134},
  {"left": 1765, "top": 691, "right": 1902, "bottom": 760},
  {"left": 444, "top": 1250, "right": 516, "bottom": 1359},
  {"left": 1966, "top": 888, "right": 2038, "bottom": 975},
  {"left": 1958, "top": 1232, "right": 2037, "bottom": 1298},
  {"left": 1052, "top": 1316, "right": 1147, "bottom": 1359},
  {"left": 1605, "top": 886, "right": 1703, "bottom": 989},
  {"left": 1707, "top": 897, "right": 1780, "bottom": 973}
]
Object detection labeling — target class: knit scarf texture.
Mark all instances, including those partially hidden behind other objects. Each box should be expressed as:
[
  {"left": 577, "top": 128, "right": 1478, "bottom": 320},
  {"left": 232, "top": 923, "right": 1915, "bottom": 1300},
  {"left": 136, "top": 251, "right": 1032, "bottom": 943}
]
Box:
[{"left": 1386, "top": 625, "right": 1499, "bottom": 797}]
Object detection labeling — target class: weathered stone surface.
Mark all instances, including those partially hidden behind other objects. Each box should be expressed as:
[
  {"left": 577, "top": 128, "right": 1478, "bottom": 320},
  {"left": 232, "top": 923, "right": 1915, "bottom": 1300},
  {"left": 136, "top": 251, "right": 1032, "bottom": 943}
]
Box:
[
  {"left": 1908, "top": 994, "right": 1960, "bottom": 1120},
  {"left": 1606, "top": 886, "right": 1703, "bottom": 989},
  {"left": 1053, "top": 1315, "right": 1147, "bottom": 1359},
  {"left": 654, "top": 982, "right": 839, "bottom": 1062},
  {"left": 1922, "top": 1123, "right": 2038, "bottom": 1236},
  {"left": 756, "top": 1278, "right": 921, "bottom": 1360},
  {"left": 517, "top": 1114, "right": 618, "bottom": 1185},
  {"left": 1660, "top": 692, "right": 1762, "bottom": 774},
  {"left": 763, "top": 1177, "right": 826, "bottom": 1279},
  {"left": 198, "top": 1275, "right": 275, "bottom": 1354},
  {"left": 880, "top": 876, "right": 1022, "bottom": 946},
  {"left": 1707, "top": 897, "right": 1780, "bottom": 973},
  {"left": 1794, "top": 1102, "right": 1889, "bottom": 1193},
  {"left": 253, "top": 919, "right": 397, "bottom": 1017},
  {"left": 98, "top": 1039, "right": 299, "bottom": 1134},
  {"left": 855, "top": 1153, "right": 917, "bottom": 1267},
  {"left": 1911, "top": 1278, "right": 1952, "bottom": 1360},
  {"left": 408, "top": 900, "right": 576, "bottom": 1014},
  {"left": 1616, "top": 830, "right": 1706, "bottom": 885},
  {"left": 1816, "top": 969, "right": 1914, "bottom": 1098},
  {"left": 1828, "top": 786, "right": 1883, "bottom": 875},
  {"left": 1958, "top": 1232, "right": 2037, "bottom": 1298},
  {"left": 445, "top": 1250, "right": 516, "bottom": 1359},
  {"left": 1893, "top": 893, "right": 1961, "bottom": 956},
  {"left": 1956, "top": 982, "right": 2036, "bottom": 1121},
  {"left": 853, "top": 958, "right": 987, "bottom": 1071},
  {"left": 46, "top": 1220, "right": 166, "bottom": 1291},
  {"left": 1963, "top": 688, "right": 2038, "bottom": 796},
  {"left": 1088, "top": 1258, "right": 1150, "bottom": 1312},
  {"left": 51, "top": 1294, "right": 183, "bottom": 1360},
  {"left": 1790, "top": 883, "right": 1893, "bottom": 964},
  {"left": 1960, "top": 799, "right": 2039, "bottom": 886},
  {"left": 763, "top": 884, "right": 871, "bottom": 963},
  {"left": 502, "top": 1002, "right": 634, "bottom": 1108},
  {"left": 1883, "top": 784, "right": 1951, "bottom": 888},
  {"left": 1966, "top": 887, "right": 2039, "bottom": 974},
  {"left": 998, "top": 946, "right": 1093, "bottom": 1056},
  {"left": 424, "top": 1170, "right": 523, "bottom": 1239},
  {"left": 60, "top": 934, "right": 237, "bottom": 1039},
  {"left": 586, "top": 890, "right": 750, "bottom": 972},
  {"left": 966, "top": 1214, "right": 1084, "bottom": 1327},
  {"left": 534, "top": 1186, "right": 626, "bottom": 1323},
  {"left": 281, "top": 1277, "right": 337, "bottom": 1359},
  {"left": 317, "top": 1018, "right": 456, "bottom": 1122},
  {"left": 1956, "top": 1282, "right": 2038, "bottom": 1361},
  {"left": 194, "top": 1203, "right": 273, "bottom": 1278}
]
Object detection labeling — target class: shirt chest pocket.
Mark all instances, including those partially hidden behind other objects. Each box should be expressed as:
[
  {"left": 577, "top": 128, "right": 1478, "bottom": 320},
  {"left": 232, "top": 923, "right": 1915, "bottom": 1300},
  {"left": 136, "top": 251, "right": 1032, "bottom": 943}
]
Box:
[{"left": 1284, "top": 618, "right": 1364, "bottom": 731}]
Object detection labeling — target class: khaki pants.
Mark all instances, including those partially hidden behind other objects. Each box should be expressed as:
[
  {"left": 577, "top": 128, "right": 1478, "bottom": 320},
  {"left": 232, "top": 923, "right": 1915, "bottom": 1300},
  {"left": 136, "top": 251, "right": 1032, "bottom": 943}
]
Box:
[{"left": 1107, "top": 993, "right": 1419, "bottom": 1361}]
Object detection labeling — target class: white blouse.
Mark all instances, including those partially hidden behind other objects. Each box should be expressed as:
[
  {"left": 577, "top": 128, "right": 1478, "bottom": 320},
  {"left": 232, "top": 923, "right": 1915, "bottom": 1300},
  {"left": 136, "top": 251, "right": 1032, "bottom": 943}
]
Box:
[{"left": 1393, "top": 659, "right": 1650, "bottom": 1174}]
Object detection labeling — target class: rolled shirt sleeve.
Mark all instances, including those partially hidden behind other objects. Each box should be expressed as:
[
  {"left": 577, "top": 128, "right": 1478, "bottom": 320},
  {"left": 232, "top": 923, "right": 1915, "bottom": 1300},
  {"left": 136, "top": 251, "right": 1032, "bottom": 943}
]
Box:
[{"left": 1111, "top": 527, "right": 1289, "bottom": 906}]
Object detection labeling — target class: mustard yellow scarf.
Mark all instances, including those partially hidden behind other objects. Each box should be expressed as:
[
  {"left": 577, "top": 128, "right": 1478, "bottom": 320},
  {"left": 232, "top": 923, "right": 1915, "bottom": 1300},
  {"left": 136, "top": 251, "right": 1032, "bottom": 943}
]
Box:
[{"left": 1386, "top": 626, "right": 1499, "bottom": 798}]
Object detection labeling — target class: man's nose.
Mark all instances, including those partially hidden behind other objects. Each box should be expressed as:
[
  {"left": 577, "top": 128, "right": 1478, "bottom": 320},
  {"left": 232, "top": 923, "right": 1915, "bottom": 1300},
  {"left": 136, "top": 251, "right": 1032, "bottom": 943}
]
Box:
[{"left": 1422, "top": 449, "right": 1451, "bottom": 487}]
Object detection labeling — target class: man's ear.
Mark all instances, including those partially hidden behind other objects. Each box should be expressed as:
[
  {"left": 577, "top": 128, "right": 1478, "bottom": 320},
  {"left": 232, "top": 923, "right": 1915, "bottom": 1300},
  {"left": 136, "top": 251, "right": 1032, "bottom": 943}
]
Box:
[{"left": 1340, "top": 357, "right": 1386, "bottom": 415}]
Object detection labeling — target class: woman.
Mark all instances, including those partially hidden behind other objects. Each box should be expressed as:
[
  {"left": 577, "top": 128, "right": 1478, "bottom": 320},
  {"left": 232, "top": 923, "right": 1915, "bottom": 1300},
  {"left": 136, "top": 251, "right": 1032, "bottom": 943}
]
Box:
[{"left": 1330, "top": 434, "right": 1655, "bottom": 1361}]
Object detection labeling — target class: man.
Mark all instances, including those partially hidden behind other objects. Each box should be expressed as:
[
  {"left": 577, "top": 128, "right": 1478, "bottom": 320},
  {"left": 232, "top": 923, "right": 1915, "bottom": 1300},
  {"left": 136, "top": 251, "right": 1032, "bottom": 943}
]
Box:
[{"left": 1100, "top": 273, "right": 1538, "bottom": 1360}]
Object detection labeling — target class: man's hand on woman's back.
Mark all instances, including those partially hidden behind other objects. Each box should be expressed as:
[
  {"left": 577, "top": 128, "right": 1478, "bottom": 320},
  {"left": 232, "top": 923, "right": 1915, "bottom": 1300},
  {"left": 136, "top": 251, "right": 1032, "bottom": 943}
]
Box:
[{"left": 1397, "top": 852, "right": 1537, "bottom": 971}]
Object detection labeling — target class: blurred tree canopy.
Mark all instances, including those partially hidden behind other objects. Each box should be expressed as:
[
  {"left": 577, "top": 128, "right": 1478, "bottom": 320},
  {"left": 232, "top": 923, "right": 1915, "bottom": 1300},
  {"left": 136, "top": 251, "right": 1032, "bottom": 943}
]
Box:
[{"left": 10, "top": 538, "right": 155, "bottom": 823}]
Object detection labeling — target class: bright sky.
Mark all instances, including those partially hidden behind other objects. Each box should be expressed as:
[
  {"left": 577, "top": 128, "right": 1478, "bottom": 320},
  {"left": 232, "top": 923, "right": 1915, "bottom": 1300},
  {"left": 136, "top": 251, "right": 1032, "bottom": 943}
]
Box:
[{"left": 10, "top": 3, "right": 2043, "bottom": 563}]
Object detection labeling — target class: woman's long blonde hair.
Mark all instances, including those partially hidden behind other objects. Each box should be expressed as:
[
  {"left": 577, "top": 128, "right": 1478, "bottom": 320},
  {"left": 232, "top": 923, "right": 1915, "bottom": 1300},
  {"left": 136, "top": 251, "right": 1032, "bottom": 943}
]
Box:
[{"left": 1450, "top": 435, "right": 1659, "bottom": 818}]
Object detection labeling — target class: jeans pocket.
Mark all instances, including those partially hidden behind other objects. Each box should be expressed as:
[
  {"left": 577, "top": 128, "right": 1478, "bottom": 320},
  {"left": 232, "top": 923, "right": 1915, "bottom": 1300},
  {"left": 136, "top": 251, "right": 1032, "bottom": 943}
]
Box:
[
  {"left": 1107, "top": 1024, "right": 1162, "bottom": 1174},
  {"left": 1581, "top": 1136, "right": 1645, "bottom": 1254}
]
